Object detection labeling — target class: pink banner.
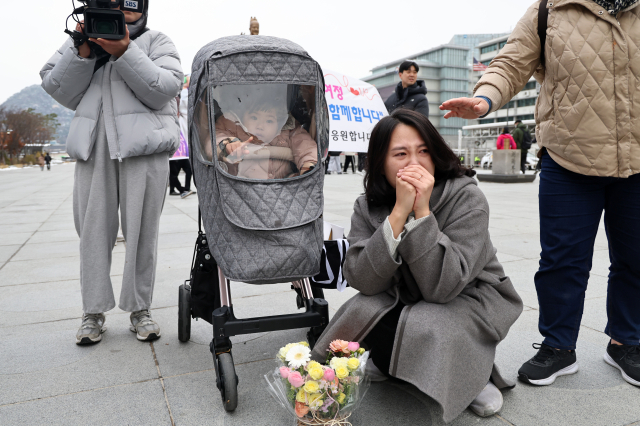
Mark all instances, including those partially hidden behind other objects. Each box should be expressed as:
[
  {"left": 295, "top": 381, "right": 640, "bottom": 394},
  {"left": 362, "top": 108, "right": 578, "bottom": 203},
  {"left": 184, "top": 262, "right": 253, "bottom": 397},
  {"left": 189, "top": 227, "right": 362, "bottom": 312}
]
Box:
[{"left": 171, "top": 132, "right": 189, "bottom": 160}]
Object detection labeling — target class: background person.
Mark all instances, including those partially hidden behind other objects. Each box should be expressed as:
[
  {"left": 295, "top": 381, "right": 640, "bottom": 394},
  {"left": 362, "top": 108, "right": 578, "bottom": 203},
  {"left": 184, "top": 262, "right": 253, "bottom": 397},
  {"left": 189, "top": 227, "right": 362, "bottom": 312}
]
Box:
[
  {"left": 40, "top": 0, "right": 183, "bottom": 345},
  {"left": 512, "top": 120, "right": 532, "bottom": 173},
  {"left": 170, "top": 75, "right": 194, "bottom": 198},
  {"left": 440, "top": 0, "right": 640, "bottom": 388},
  {"left": 384, "top": 61, "right": 429, "bottom": 118},
  {"left": 44, "top": 152, "right": 52, "bottom": 170},
  {"left": 496, "top": 127, "right": 516, "bottom": 150},
  {"left": 312, "top": 109, "right": 523, "bottom": 422},
  {"left": 38, "top": 154, "right": 45, "bottom": 171}
]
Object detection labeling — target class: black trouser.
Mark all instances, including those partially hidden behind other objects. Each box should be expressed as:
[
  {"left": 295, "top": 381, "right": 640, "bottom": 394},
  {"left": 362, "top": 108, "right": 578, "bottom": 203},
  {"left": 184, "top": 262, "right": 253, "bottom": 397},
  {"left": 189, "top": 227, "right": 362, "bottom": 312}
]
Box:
[
  {"left": 169, "top": 159, "right": 192, "bottom": 193},
  {"left": 362, "top": 302, "right": 405, "bottom": 377},
  {"left": 343, "top": 155, "right": 355, "bottom": 173},
  {"left": 357, "top": 153, "right": 367, "bottom": 172},
  {"left": 521, "top": 149, "right": 528, "bottom": 173}
]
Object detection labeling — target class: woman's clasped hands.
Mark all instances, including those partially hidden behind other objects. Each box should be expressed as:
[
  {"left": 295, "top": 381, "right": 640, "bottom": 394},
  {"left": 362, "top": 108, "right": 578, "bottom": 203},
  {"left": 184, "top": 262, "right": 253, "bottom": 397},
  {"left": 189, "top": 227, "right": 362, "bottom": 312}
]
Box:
[{"left": 396, "top": 164, "right": 434, "bottom": 219}]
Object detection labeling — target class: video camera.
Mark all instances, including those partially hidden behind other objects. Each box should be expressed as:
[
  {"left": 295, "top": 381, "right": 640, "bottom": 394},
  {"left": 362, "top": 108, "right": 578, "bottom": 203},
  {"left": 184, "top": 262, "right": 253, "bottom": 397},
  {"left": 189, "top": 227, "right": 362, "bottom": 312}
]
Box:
[{"left": 66, "top": 0, "right": 144, "bottom": 42}]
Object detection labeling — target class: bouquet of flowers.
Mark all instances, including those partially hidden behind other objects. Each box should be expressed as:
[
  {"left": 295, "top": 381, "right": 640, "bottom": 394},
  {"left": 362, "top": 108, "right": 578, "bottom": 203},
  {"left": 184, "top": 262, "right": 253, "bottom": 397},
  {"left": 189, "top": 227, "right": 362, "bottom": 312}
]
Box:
[{"left": 264, "top": 339, "right": 371, "bottom": 425}]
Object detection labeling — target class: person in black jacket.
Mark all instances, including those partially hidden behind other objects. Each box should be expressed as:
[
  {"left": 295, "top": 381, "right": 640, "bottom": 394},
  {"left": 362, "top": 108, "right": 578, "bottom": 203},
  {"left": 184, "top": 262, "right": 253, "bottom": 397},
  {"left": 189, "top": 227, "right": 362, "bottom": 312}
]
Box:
[{"left": 384, "top": 61, "right": 430, "bottom": 118}]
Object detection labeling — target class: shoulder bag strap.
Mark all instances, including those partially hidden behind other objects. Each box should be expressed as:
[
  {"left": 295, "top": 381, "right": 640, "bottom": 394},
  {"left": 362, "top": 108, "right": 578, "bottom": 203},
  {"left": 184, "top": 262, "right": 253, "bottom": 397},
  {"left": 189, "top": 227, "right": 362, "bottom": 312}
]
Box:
[{"left": 538, "top": 0, "right": 549, "bottom": 68}]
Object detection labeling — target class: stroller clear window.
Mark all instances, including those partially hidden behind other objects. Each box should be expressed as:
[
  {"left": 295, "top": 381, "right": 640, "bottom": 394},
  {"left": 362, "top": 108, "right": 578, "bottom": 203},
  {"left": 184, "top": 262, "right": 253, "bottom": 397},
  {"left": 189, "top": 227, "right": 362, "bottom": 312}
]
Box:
[
  {"left": 193, "top": 88, "right": 214, "bottom": 164},
  {"left": 211, "top": 84, "right": 318, "bottom": 180}
]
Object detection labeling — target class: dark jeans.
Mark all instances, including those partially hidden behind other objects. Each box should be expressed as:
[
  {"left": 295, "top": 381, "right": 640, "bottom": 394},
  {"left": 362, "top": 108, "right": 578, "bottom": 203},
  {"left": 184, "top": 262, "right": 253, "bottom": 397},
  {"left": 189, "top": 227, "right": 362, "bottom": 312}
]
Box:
[
  {"left": 169, "top": 159, "right": 192, "bottom": 193},
  {"left": 535, "top": 153, "right": 640, "bottom": 350},
  {"left": 343, "top": 155, "right": 355, "bottom": 173},
  {"left": 520, "top": 149, "right": 528, "bottom": 173}
]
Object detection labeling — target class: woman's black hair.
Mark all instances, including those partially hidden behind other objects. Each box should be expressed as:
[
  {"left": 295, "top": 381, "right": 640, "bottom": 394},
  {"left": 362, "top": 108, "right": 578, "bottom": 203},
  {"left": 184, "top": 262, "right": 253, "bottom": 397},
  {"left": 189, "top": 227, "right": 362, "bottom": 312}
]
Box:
[
  {"left": 364, "top": 109, "right": 476, "bottom": 208},
  {"left": 399, "top": 61, "right": 419, "bottom": 73},
  {"left": 502, "top": 126, "right": 510, "bottom": 134}
]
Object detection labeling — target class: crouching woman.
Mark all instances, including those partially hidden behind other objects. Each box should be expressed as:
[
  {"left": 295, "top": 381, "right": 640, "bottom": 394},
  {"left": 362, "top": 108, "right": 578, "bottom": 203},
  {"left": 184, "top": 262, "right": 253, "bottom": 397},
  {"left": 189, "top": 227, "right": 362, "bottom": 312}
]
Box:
[{"left": 311, "top": 109, "right": 523, "bottom": 422}]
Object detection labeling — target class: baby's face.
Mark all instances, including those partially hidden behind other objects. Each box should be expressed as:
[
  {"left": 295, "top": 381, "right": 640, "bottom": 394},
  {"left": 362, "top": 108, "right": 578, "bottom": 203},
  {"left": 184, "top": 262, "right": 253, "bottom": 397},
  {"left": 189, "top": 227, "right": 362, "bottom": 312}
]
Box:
[{"left": 243, "top": 109, "right": 279, "bottom": 143}]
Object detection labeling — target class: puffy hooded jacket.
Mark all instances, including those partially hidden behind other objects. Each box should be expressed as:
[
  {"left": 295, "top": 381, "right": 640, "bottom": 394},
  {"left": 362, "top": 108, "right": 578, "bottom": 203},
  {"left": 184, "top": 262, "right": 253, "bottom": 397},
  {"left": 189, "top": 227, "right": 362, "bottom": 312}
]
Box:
[
  {"left": 474, "top": 0, "right": 640, "bottom": 178},
  {"left": 384, "top": 81, "right": 430, "bottom": 117},
  {"left": 40, "top": 28, "right": 183, "bottom": 161}
]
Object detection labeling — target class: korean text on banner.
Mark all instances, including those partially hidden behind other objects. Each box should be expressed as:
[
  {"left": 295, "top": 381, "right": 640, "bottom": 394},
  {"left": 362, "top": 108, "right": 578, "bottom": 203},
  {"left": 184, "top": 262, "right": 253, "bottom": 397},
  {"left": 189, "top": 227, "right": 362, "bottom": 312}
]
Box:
[{"left": 324, "top": 70, "right": 388, "bottom": 153}]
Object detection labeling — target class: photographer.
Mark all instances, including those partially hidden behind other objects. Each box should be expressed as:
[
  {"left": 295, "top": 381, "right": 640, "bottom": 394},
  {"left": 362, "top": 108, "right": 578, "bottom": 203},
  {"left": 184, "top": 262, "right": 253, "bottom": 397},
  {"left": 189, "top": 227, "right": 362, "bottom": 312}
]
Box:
[{"left": 40, "top": 0, "right": 183, "bottom": 345}]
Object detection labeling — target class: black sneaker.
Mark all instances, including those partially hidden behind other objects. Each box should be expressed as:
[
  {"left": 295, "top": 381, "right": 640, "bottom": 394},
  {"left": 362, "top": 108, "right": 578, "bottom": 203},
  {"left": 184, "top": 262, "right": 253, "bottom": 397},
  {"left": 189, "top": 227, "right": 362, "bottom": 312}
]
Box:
[
  {"left": 518, "top": 343, "right": 579, "bottom": 385},
  {"left": 604, "top": 342, "right": 640, "bottom": 387},
  {"left": 169, "top": 190, "right": 180, "bottom": 196}
]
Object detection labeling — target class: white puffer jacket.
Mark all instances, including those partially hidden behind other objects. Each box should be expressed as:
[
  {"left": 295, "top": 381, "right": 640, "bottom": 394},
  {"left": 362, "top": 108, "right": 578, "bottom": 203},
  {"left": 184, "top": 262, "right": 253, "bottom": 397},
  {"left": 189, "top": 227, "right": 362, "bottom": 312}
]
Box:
[{"left": 40, "top": 30, "right": 183, "bottom": 161}]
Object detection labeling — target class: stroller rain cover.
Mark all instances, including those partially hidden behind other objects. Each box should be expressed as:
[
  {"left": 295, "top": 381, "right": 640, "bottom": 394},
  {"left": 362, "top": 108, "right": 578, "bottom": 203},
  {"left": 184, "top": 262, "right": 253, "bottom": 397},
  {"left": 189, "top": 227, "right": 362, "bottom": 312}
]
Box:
[{"left": 188, "top": 36, "right": 330, "bottom": 284}]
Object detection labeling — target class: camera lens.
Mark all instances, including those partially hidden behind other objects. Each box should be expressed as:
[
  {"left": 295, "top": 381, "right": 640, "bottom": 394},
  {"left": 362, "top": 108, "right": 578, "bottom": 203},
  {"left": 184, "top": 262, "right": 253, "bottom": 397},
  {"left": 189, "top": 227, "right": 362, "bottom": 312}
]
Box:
[{"left": 93, "top": 19, "right": 117, "bottom": 34}]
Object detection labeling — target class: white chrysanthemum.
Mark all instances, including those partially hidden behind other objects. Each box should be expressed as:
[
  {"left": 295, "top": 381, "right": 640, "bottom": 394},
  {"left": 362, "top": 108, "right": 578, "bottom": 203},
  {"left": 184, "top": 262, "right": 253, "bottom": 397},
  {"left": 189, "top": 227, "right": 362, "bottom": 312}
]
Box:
[{"left": 285, "top": 344, "right": 311, "bottom": 369}]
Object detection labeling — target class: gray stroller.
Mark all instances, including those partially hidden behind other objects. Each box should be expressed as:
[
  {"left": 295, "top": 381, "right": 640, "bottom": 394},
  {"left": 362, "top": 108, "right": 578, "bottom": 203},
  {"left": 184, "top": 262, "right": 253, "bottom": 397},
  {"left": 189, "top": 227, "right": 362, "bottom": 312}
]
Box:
[{"left": 178, "top": 35, "right": 331, "bottom": 412}]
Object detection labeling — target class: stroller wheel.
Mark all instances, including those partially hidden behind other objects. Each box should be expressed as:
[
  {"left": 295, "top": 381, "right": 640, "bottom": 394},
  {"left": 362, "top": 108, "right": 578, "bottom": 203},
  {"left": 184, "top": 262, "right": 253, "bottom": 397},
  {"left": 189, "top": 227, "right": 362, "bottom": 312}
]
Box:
[
  {"left": 218, "top": 352, "right": 238, "bottom": 412},
  {"left": 178, "top": 284, "right": 191, "bottom": 342}
]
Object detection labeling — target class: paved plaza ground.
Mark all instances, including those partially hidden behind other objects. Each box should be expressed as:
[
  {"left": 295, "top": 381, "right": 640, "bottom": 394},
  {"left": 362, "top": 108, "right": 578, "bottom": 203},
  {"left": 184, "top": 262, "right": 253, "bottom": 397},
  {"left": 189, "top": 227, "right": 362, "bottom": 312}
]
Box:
[{"left": 1, "top": 164, "right": 638, "bottom": 426}]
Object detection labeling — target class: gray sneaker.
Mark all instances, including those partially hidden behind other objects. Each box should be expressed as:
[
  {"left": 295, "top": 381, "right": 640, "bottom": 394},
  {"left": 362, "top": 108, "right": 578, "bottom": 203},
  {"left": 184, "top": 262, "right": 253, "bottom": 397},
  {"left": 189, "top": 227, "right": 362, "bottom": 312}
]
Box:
[
  {"left": 129, "top": 310, "right": 161, "bottom": 341},
  {"left": 76, "top": 313, "right": 106, "bottom": 345}
]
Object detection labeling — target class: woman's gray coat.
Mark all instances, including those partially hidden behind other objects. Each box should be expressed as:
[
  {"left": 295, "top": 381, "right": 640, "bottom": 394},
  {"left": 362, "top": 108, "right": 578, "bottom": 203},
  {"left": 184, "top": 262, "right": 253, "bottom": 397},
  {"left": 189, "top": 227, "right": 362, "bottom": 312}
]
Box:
[
  {"left": 40, "top": 31, "right": 183, "bottom": 161},
  {"left": 312, "top": 176, "right": 523, "bottom": 422}
]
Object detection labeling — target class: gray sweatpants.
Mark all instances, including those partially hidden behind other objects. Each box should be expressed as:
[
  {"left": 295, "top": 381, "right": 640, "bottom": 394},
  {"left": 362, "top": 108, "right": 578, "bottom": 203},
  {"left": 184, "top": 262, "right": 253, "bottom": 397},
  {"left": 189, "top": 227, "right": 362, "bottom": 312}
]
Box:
[{"left": 73, "top": 116, "right": 170, "bottom": 314}]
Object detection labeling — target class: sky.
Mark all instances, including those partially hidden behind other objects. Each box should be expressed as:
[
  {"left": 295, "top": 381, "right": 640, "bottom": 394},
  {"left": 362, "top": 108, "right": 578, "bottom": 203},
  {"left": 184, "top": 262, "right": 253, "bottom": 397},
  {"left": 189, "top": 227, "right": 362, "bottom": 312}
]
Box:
[{"left": 0, "top": 0, "right": 537, "bottom": 104}]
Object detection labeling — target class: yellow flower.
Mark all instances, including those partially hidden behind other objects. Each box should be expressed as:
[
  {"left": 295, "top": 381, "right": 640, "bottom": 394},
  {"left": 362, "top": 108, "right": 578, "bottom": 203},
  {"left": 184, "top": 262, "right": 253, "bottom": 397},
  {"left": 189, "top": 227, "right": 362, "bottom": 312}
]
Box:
[
  {"left": 296, "top": 389, "right": 307, "bottom": 403},
  {"left": 298, "top": 341, "right": 310, "bottom": 348},
  {"left": 307, "top": 360, "right": 321, "bottom": 370},
  {"left": 280, "top": 343, "right": 296, "bottom": 358},
  {"left": 303, "top": 380, "right": 320, "bottom": 394},
  {"left": 309, "top": 367, "right": 324, "bottom": 381},
  {"left": 335, "top": 366, "right": 349, "bottom": 379},
  {"left": 357, "top": 348, "right": 365, "bottom": 355},
  {"left": 347, "top": 358, "right": 360, "bottom": 371},
  {"left": 308, "top": 393, "right": 323, "bottom": 409},
  {"left": 337, "top": 392, "right": 346, "bottom": 404},
  {"left": 329, "top": 357, "right": 348, "bottom": 370}
]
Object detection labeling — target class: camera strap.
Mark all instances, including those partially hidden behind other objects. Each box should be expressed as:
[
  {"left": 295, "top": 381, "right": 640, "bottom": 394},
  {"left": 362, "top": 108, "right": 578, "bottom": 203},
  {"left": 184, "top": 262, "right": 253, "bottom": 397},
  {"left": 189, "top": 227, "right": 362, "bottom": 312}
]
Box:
[{"left": 92, "top": 27, "right": 149, "bottom": 74}]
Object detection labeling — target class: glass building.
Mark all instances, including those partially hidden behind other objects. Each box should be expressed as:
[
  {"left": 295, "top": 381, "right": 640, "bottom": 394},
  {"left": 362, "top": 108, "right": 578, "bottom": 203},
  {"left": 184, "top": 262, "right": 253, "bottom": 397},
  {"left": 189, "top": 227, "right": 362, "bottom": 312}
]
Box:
[{"left": 362, "top": 34, "right": 510, "bottom": 145}]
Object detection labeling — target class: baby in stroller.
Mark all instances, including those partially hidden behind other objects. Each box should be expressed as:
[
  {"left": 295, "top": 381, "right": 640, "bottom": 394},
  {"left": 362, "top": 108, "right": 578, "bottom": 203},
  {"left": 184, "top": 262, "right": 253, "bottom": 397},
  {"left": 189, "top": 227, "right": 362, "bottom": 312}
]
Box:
[{"left": 214, "top": 86, "right": 318, "bottom": 179}]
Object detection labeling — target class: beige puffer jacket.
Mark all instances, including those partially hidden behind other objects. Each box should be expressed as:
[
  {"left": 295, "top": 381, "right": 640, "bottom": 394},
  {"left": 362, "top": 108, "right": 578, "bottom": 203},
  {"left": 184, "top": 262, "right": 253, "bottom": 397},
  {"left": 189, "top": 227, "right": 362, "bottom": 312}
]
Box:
[{"left": 474, "top": 0, "right": 640, "bottom": 177}]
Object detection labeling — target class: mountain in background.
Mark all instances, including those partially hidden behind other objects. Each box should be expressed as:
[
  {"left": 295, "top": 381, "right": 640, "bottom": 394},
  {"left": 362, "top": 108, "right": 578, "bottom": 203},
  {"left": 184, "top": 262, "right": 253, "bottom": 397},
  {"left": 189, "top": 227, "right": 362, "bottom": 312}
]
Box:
[{"left": 1, "top": 85, "right": 74, "bottom": 145}]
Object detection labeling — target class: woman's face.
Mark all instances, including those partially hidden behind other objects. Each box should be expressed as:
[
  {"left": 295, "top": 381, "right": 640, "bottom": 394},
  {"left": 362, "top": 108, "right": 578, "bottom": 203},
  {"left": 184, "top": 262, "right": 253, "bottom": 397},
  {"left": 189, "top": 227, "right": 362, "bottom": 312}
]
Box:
[
  {"left": 383, "top": 123, "right": 435, "bottom": 189},
  {"left": 242, "top": 109, "right": 280, "bottom": 143}
]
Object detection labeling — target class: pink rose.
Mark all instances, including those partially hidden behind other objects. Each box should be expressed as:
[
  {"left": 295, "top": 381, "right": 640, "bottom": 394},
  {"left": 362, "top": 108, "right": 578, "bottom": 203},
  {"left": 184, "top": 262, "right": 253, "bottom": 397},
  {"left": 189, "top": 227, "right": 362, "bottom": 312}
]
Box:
[
  {"left": 347, "top": 342, "right": 360, "bottom": 352},
  {"left": 279, "top": 366, "right": 290, "bottom": 379},
  {"left": 323, "top": 368, "right": 335, "bottom": 381},
  {"left": 288, "top": 371, "right": 305, "bottom": 388}
]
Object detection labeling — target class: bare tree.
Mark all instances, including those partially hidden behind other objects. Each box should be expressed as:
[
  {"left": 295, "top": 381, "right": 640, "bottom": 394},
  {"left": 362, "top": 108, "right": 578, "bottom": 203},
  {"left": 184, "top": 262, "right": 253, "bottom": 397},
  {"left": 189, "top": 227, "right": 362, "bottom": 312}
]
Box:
[{"left": 0, "top": 108, "right": 59, "bottom": 160}]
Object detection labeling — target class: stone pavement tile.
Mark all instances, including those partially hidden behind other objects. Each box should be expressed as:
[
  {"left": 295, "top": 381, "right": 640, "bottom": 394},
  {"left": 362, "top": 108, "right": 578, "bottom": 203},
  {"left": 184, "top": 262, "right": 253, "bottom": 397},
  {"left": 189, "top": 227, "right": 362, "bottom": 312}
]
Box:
[
  {"left": 159, "top": 213, "right": 199, "bottom": 235},
  {"left": 0, "top": 256, "right": 82, "bottom": 286},
  {"left": 0, "top": 245, "right": 21, "bottom": 263},
  {"left": 0, "top": 380, "right": 171, "bottom": 426},
  {"left": 0, "top": 222, "right": 41, "bottom": 234},
  {"left": 0, "top": 280, "right": 83, "bottom": 327},
  {"left": 157, "top": 231, "right": 201, "bottom": 252},
  {"left": 496, "top": 252, "right": 525, "bottom": 264},
  {"left": 10, "top": 239, "right": 123, "bottom": 262},
  {"left": 0, "top": 313, "right": 160, "bottom": 406},
  {"left": 28, "top": 229, "right": 80, "bottom": 244},
  {"left": 490, "top": 232, "right": 541, "bottom": 260},
  {"left": 39, "top": 219, "right": 77, "bottom": 232},
  {"left": 0, "top": 232, "right": 33, "bottom": 247},
  {"left": 590, "top": 249, "right": 611, "bottom": 278}
]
